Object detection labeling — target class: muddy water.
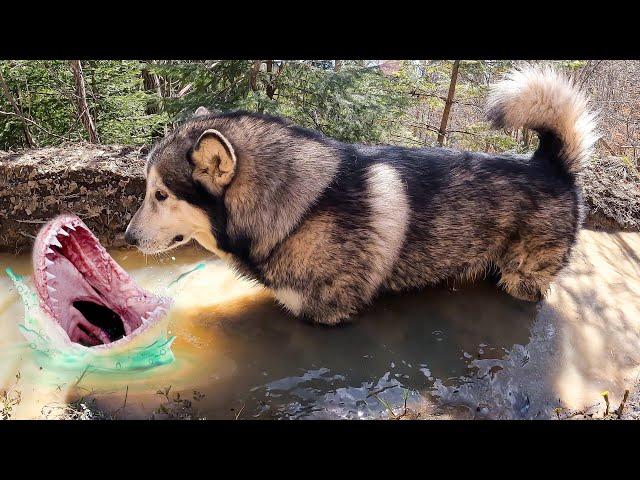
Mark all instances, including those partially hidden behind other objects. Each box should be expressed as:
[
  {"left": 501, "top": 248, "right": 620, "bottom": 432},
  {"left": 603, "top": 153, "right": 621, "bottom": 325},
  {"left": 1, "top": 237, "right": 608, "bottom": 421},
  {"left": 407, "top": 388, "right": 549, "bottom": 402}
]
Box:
[{"left": 1, "top": 229, "right": 640, "bottom": 419}]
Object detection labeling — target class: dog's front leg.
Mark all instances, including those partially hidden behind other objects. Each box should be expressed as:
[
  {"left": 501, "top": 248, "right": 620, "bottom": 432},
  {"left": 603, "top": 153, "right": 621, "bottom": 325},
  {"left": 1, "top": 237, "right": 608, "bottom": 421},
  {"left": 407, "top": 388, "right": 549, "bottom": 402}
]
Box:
[{"left": 273, "top": 275, "right": 373, "bottom": 326}]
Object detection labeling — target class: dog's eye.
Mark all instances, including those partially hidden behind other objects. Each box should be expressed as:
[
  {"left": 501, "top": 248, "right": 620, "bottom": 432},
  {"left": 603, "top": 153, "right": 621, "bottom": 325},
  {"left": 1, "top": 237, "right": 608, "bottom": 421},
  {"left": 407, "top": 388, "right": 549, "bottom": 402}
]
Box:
[{"left": 155, "top": 190, "right": 168, "bottom": 202}]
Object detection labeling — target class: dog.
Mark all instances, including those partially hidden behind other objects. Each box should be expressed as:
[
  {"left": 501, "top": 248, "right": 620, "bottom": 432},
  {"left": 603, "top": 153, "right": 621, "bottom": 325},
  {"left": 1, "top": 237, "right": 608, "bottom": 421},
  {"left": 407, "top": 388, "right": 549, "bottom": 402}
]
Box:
[{"left": 125, "top": 65, "right": 597, "bottom": 325}]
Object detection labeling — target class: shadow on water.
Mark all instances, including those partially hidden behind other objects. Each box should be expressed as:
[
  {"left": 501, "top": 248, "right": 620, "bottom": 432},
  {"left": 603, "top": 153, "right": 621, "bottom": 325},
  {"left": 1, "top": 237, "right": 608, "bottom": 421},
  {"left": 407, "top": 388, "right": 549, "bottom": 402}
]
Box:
[{"left": 431, "top": 230, "right": 640, "bottom": 420}]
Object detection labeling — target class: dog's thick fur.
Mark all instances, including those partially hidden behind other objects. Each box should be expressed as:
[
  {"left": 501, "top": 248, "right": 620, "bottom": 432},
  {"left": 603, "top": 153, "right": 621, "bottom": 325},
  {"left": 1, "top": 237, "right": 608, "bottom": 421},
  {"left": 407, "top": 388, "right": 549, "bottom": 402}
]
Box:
[{"left": 126, "top": 65, "right": 597, "bottom": 325}]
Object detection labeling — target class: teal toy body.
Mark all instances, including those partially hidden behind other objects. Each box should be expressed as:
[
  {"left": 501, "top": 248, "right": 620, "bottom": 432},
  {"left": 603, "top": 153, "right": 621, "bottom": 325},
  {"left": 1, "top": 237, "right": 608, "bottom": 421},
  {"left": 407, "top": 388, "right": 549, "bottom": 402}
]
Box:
[{"left": 7, "top": 267, "right": 175, "bottom": 372}]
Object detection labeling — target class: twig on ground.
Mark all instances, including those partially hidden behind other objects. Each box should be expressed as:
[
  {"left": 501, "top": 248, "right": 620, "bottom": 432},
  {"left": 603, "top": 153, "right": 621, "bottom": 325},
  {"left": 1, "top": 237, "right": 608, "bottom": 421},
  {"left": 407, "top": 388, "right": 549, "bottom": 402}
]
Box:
[
  {"left": 373, "top": 394, "right": 398, "bottom": 420},
  {"left": 615, "top": 389, "right": 630, "bottom": 418},
  {"left": 15, "top": 219, "right": 49, "bottom": 224},
  {"left": 74, "top": 365, "right": 92, "bottom": 388},
  {"left": 119, "top": 385, "right": 129, "bottom": 419}
]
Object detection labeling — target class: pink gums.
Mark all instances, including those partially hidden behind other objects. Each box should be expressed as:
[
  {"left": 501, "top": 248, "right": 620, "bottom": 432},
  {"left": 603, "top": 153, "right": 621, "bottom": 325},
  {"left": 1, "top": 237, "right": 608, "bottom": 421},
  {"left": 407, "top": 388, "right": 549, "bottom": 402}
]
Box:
[{"left": 32, "top": 214, "right": 171, "bottom": 348}]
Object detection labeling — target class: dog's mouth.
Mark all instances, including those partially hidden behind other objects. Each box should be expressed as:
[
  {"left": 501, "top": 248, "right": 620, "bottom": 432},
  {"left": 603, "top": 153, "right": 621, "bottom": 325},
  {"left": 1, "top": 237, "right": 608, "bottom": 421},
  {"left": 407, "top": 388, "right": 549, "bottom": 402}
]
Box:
[{"left": 32, "top": 214, "right": 171, "bottom": 348}]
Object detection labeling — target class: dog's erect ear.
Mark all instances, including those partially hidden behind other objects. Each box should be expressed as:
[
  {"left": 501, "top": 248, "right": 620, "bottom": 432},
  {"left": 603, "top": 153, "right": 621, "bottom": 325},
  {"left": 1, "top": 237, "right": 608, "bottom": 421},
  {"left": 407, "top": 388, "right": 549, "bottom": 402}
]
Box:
[
  {"left": 194, "top": 106, "right": 210, "bottom": 117},
  {"left": 191, "top": 129, "right": 237, "bottom": 195}
]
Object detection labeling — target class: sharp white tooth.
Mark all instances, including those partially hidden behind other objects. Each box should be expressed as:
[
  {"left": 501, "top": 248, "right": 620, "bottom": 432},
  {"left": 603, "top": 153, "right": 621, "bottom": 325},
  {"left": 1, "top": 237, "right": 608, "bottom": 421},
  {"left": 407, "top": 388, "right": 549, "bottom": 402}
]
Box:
[
  {"left": 45, "top": 258, "right": 54, "bottom": 267},
  {"left": 67, "top": 224, "right": 76, "bottom": 231},
  {"left": 47, "top": 285, "right": 57, "bottom": 294},
  {"left": 46, "top": 247, "right": 54, "bottom": 255},
  {"left": 58, "top": 229, "right": 69, "bottom": 236},
  {"left": 50, "top": 237, "right": 62, "bottom": 248},
  {"left": 45, "top": 272, "right": 56, "bottom": 280}
]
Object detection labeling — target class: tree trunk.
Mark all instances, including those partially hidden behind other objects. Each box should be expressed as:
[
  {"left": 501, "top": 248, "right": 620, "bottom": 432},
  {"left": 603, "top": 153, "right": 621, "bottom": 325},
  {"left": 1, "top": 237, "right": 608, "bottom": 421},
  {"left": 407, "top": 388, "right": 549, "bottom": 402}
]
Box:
[
  {"left": 69, "top": 60, "right": 100, "bottom": 143},
  {"left": 250, "top": 60, "right": 261, "bottom": 91},
  {"left": 436, "top": 60, "right": 461, "bottom": 147},
  {"left": 265, "top": 60, "right": 275, "bottom": 99},
  {"left": 0, "top": 68, "right": 36, "bottom": 148},
  {"left": 522, "top": 127, "right": 531, "bottom": 149},
  {"left": 334, "top": 60, "right": 342, "bottom": 72},
  {"left": 141, "top": 63, "right": 163, "bottom": 115}
]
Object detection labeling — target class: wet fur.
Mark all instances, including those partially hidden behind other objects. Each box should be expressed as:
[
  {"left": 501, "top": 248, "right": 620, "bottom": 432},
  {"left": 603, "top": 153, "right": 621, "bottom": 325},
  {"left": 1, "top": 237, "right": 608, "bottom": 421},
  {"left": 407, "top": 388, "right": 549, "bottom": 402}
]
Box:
[{"left": 129, "top": 66, "right": 597, "bottom": 324}]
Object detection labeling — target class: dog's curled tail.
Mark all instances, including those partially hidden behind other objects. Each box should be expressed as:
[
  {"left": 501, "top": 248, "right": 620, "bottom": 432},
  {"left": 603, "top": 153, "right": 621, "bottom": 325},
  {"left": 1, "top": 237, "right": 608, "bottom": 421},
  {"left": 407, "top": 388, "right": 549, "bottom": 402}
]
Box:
[{"left": 486, "top": 64, "right": 598, "bottom": 174}]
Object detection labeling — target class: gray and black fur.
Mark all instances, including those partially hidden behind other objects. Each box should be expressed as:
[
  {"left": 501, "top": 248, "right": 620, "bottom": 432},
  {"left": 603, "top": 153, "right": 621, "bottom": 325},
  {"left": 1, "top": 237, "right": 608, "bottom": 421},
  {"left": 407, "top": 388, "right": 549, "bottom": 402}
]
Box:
[{"left": 126, "top": 65, "right": 598, "bottom": 325}]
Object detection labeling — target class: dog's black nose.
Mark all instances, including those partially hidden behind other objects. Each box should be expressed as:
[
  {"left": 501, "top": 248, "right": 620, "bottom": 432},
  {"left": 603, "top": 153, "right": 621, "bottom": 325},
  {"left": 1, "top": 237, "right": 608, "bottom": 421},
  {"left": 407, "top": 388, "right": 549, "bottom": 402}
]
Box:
[
  {"left": 173, "top": 235, "right": 184, "bottom": 243},
  {"left": 124, "top": 230, "right": 138, "bottom": 246}
]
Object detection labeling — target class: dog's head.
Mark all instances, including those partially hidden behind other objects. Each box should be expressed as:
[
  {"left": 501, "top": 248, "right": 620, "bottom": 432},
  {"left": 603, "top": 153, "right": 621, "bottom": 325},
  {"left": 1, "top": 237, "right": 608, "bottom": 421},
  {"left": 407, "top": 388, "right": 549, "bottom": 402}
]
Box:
[{"left": 125, "top": 107, "right": 236, "bottom": 256}]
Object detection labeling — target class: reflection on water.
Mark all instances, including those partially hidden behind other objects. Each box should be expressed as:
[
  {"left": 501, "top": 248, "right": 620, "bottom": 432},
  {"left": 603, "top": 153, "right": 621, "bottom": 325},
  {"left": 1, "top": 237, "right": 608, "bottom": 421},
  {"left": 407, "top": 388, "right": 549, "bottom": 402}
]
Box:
[{"left": 1, "top": 229, "right": 640, "bottom": 419}]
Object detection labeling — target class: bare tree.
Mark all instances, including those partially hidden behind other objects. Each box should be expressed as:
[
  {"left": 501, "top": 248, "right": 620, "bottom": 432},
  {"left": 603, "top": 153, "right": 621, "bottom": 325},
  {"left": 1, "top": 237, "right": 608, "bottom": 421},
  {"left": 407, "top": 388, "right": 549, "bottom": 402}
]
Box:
[
  {"left": 69, "top": 60, "right": 99, "bottom": 143},
  {"left": 265, "top": 60, "right": 275, "bottom": 99},
  {"left": 141, "top": 62, "right": 164, "bottom": 115},
  {"left": 0, "top": 68, "right": 36, "bottom": 148},
  {"left": 264, "top": 60, "right": 286, "bottom": 100},
  {"left": 250, "top": 60, "right": 262, "bottom": 91},
  {"left": 437, "top": 60, "right": 461, "bottom": 146},
  {"left": 334, "top": 60, "right": 342, "bottom": 72}
]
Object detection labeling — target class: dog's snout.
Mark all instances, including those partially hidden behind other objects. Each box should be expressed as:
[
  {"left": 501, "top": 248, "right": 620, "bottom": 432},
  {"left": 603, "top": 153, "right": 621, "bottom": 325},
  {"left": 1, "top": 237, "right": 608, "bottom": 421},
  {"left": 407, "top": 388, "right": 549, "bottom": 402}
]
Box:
[{"left": 124, "top": 230, "right": 138, "bottom": 246}]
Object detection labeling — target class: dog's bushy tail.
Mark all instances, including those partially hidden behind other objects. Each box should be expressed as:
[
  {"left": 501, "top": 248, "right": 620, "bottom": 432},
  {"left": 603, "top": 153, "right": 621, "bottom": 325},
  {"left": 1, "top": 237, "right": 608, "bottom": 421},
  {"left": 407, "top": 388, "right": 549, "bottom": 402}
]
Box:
[{"left": 486, "top": 64, "right": 598, "bottom": 174}]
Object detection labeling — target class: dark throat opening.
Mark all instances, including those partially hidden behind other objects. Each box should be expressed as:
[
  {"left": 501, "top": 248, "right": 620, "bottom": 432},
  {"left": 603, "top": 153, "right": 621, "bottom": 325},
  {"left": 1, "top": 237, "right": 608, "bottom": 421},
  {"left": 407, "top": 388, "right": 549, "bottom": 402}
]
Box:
[{"left": 73, "top": 301, "right": 126, "bottom": 344}]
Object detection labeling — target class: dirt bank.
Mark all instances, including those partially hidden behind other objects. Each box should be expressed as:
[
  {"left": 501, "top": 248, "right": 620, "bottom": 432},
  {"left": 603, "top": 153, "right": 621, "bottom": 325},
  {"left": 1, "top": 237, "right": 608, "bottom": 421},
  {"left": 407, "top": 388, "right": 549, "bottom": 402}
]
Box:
[
  {"left": 0, "top": 144, "right": 146, "bottom": 252},
  {"left": 1, "top": 145, "right": 638, "bottom": 252},
  {"left": 580, "top": 156, "right": 640, "bottom": 232}
]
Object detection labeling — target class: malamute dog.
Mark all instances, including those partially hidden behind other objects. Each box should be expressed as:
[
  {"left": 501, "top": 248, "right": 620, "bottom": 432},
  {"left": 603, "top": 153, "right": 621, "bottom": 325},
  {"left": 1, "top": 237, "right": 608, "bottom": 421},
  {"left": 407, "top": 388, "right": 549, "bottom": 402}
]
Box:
[{"left": 125, "top": 65, "right": 597, "bottom": 325}]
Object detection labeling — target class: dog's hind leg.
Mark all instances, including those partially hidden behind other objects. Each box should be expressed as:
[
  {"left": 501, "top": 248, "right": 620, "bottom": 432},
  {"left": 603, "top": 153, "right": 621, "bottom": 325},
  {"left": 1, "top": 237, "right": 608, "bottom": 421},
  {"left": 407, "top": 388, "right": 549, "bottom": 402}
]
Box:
[
  {"left": 497, "top": 267, "right": 547, "bottom": 302},
  {"left": 496, "top": 239, "right": 571, "bottom": 302}
]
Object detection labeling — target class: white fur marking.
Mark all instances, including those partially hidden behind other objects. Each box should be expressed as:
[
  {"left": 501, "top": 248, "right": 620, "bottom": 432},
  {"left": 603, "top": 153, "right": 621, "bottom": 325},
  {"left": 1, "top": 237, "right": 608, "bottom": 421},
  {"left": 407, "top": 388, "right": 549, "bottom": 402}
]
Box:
[
  {"left": 365, "top": 163, "right": 410, "bottom": 292},
  {"left": 274, "top": 288, "right": 304, "bottom": 316}
]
